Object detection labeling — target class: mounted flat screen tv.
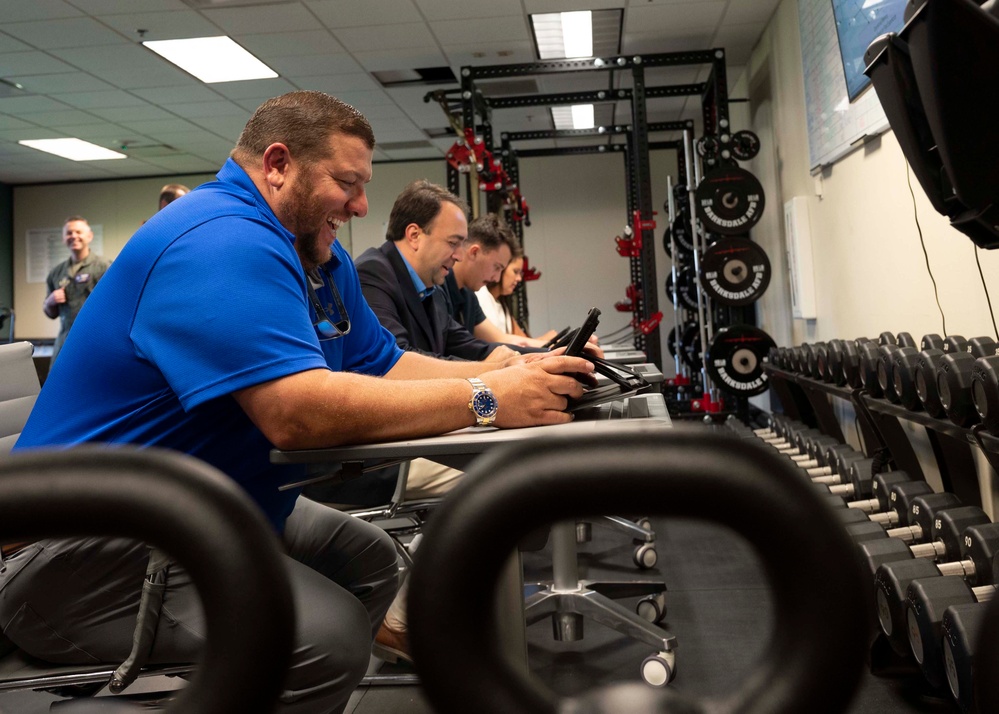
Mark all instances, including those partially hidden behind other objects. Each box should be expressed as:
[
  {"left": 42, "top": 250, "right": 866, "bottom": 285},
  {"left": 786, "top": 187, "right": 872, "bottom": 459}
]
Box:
[{"left": 831, "top": 0, "right": 909, "bottom": 100}]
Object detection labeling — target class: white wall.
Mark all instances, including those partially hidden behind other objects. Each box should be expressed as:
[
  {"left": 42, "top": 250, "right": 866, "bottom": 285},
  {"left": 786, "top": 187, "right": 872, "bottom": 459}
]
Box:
[
  {"left": 11, "top": 153, "right": 675, "bottom": 354},
  {"left": 13, "top": 173, "right": 214, "bottom": 340},
  {"left": 757, "top": 0, "right": 999, "bottom": 346}
]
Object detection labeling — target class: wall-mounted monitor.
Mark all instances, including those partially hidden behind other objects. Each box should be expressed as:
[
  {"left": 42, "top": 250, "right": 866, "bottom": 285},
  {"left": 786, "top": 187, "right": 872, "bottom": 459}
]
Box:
[{"left": 831, "top": 0, "right": 909, "bottom": 101}]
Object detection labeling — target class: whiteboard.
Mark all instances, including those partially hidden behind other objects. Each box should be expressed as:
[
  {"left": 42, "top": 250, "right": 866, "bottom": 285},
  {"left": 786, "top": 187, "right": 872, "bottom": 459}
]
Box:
[{"left": 797, "top": 0, "right": 890, "bottom": 172}]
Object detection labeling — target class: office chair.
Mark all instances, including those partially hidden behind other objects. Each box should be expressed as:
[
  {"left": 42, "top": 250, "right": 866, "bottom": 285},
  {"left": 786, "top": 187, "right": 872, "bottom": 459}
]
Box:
[
  {"left": 408, "top": 427, "right": 871, "bottom": 712},
  {"left": 0, "top": 446, "right": 294, "bottom": 713},
  {"left": 0, "top": 342, "right": 39, "bottom": 455}
]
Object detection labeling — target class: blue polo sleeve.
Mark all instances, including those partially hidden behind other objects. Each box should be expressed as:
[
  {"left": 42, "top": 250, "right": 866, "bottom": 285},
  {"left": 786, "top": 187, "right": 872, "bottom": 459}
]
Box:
[{"left": 130, "top": 217, "right": 329, "bottom": 412}]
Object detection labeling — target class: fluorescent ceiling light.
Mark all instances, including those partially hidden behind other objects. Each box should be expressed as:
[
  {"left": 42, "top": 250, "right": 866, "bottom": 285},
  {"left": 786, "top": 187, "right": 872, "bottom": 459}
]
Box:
[
  {"left": 19, "top": 138, "right": 126, "bottom": 161},
  {"left": 551, "top": 104, "right": 595, "bottom": 130},
  {"left": 143, "top": 36, "right": 277, "bottom": 83},
  {"left": 532, "top": 11, "right": 593, "bottom": 59}
]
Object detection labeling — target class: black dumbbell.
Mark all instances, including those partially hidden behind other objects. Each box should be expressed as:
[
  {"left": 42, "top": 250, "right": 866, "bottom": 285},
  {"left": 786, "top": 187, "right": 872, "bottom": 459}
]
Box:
[
  {"left": 940, "top": 602, "right": 987, "bottom": 711},
  {"left": 891, "top": 333, "right": 946, "bottom": 411},
  {"left": 843, "top": 468, "right": 930, "bottom": 524},
  {"left": 939, "top": 337, "right": 999, "bottom": 427},
  {"left": 847, "top": 492, "right": 963, "bottom": 547},
  {"left": 858, "top": 503, "right": 990, "bottom": 578},
  {"left": 875, "top": 332, "right": 917, "bottom": 403},
  {"left": 914, "top": 335, "right": 968, "bottom": 418},
  {"left": 873, "top": 521, "right": 999, "bottom": 656},
  {"left": 824, "top": 339, "right": 849, "bottom": 386},
  {"left": 907, "top": 572, "right": 997, "bottom": 690},
  {"left": 843, "top": 338, "right": 870, "bottom": 389},
  {"left": 971, "top": 354, "right": 999, "bottom": 435}
]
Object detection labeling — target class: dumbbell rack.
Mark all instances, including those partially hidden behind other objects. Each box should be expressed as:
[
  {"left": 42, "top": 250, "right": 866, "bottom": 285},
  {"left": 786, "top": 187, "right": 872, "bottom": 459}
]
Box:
[{"left": 763, "top": 363, "right": 995, "bottom": 514}]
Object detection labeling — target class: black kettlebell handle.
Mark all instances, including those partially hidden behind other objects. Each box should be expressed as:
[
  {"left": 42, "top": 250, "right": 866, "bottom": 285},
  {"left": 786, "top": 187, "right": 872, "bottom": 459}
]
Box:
[
  {"left": 409, "top": 427, "right": 870, "bottom": 714},
  {"left": 0, "top": 446, "right": 294, "bottom": 714}
]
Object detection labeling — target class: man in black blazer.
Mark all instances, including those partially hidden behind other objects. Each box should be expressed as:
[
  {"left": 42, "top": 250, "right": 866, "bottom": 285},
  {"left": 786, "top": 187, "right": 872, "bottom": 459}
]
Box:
[{"left": 355, "top": 180, "right": 516, "bottom": 362}]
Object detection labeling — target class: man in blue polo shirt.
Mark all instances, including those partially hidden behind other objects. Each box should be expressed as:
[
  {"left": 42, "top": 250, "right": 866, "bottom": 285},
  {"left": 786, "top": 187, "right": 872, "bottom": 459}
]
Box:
[{"left": 4, "top": 91, "right": 592, "bottom": 714}]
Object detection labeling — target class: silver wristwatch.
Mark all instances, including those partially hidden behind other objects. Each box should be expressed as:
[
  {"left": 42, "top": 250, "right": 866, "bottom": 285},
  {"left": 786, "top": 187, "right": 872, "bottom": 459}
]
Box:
[{"left": 467, "top": 377, "right": 498, "bottom": 426}]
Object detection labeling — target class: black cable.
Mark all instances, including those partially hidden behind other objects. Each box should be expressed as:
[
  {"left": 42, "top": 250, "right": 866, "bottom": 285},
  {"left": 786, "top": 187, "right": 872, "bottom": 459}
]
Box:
[
  {"left": 905, "top": 160, "right": 947, "bottom": 335},
  {"left": 974, "top": 245, "right": 999, "bottom": 341}
]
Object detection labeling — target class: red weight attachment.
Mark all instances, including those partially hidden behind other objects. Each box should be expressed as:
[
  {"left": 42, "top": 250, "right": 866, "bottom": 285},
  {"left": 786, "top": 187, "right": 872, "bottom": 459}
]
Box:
[
  {"left": 666, "top": 374, "right": 691, "bottom": 387},
  {"left": 522, "top": 256, "right": 541, "bottom": 281},
  {"left": 690, "top": 392, "right": 723, "bottom": 413},
  {"left": 632, "top": 210, "right": 657, "bottom": 232},
  {"left": 637, "top": 312, "right": 663, "bottom": 335},
  {"left": 614, "top": 300, "right": 633, "bottom": 312},
  {"left": 615, "top": 227, "right": 642, "bottom": 257}
]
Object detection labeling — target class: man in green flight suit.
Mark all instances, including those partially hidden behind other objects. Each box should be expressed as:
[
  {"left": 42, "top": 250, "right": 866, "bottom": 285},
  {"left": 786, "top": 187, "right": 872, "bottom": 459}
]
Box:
[{"left": 43, "top": 215, "right": 111, "bottom": 363}]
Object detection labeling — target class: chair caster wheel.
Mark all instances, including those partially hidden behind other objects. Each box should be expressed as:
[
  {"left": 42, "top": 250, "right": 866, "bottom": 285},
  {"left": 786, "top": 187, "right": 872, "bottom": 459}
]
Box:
[
  {"left": 641, "top": 650, "right": 676, "bottom": 687},
  {"left": 636, "top": 592, "right": 667, "bottom": 624},
  {"left": 634, "top": 543, "right": 657, "bottom": 569}
]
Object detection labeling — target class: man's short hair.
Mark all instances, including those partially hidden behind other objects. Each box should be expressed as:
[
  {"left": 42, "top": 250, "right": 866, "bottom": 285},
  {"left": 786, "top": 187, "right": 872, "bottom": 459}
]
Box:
[
  {"left": 386, "top": 180, "right": 470, "bottom": 242},
  {"left": 231, "top": 91, "right": 375, "bottom": 166},
  {"left": 159, "top": 183, "right": 189, "bottom": 206},
  {"left": 63, "top": 215, "right": 88, "bottom": 227},
  {"left": 467, "top": 213, "right": 517, "bottom": 253}
]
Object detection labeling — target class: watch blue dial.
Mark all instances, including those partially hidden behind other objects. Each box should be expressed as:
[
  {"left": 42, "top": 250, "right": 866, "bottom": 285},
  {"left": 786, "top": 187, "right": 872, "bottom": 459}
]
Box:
[
  {"left": 467, "top": 377, "right": 498, "bottom": 425},
  {"left": 472, "top": 390, "right": 498, "bottom": 417}
]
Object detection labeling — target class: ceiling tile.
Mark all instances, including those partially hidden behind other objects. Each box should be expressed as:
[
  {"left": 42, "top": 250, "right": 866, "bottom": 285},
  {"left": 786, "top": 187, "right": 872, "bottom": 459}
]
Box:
[
  {"left": 270, "top": 53, "right": 364, "bottom": 77},
  {"left": 429, "top": 16, "right": 528, "bottom": 43},
  {"left": 352, "top": 48, "right": 449, "bottom": 73},
  {"left": 624, "top": 2, "right": 727, "bottom": 33},
  {"left": 15, "top": 108, "right": 105, "bottom": 128},
  {"left": 0, "top": 32, "right": 32, "bottom": 53},
  {"left": 2, "top": 17, "right": 128, "bottom": 49},
  {"left": 415, "top": 0, "right": 525, "bottom": 21},
  {"left": 209, "top": 77, "right": 299, "bottom": 100},
  {"left": 0, "top": 51, "right": 77, "bottom": 76},
  {"left": 292, "top": 72, "right": 383, "bottom": 95},
  {"left": 333, "top": 89, "right": 396, "bottom": 109},
  {"left": 442, "top": 40, "right": 536, "bottom": 68},
  {"left": 132, "top": 85, "right": 223, "bottom": 104},
  {"left": 2, "top": 0, "right": 82, "bottom": 23},
  {"left": 186, "top": 114, "right": 251, "bottom": 138},
  {"left": 58, "top": 90, "right": 152, "bottom": 109},
  {"left": 91, "top": 104, "right": 176, "bottom": 123},
  {"left": 201, "top": 4, "right": 319, "bottom": 35},
  {"left": 724, "top": 0, "right": 782, "bottom": 26},
  {"left": 0, "top": 95, "right": 72, "bottom": 115},
  {"left": 132, "top": 124, "right": 224, "bottom": 142},
  {"left": 624, "top": 31, "right": 715, "bottom": 55},
  {"left": 305, "top": 0, "right": 423, "bottom": 28},
  {"left": 52, "top": 45, "right": 195, "bottom": 89},
  {"left": 96, "top": 10, "right": 224, "bottom": 43},
  {"left": 12, "top": 72, "right": 115, "bottom": 95},
  {"left": 167, "top": 100, "right": 247, "bottom": 119},
  {"left": 238, "top": 30, "right": 344, "bottom": 59},
  {"left": 70, "top": 0, "right": 190, "bottom": 13},
  {"left": 331, "top": 23, "right": 437, "bottom": 53},
  {"left": 0, "top": 114, "right": 34, "bottom": 130}
]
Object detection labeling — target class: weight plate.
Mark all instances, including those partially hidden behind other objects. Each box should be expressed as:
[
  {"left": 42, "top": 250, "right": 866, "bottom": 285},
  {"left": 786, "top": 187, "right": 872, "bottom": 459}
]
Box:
[
  {"left": 661, "top": 225, "right": 693, "bottom": 260},
  {"left": 705, "top": 325, "right": 777, "bottom": 397},
  {"left": 699, "top": 237, "right": 771, "bottom": 306},
  {"left": 731, "top": 130, "right": 761, "bottom": 161},
  {"left": 696, "top": 135, "right": 720, "bottom": 160},
  {"left": 680, "top": 322, "right": 702, "bottom": 371},
  {"left": 695, "top": 167, "right": 765, "bottom": 235},
  {"left": 677, "top": 265, "right": 699, "bottom": 310},
  {"left": 671, "top": 215, "right": 695, "bottom": 251}
]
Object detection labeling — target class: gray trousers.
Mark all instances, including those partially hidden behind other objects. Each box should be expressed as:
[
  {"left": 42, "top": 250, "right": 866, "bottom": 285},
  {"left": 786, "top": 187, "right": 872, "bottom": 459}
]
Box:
[{"left": 0, "top": 496, "right": 399, "bottom": 714}]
